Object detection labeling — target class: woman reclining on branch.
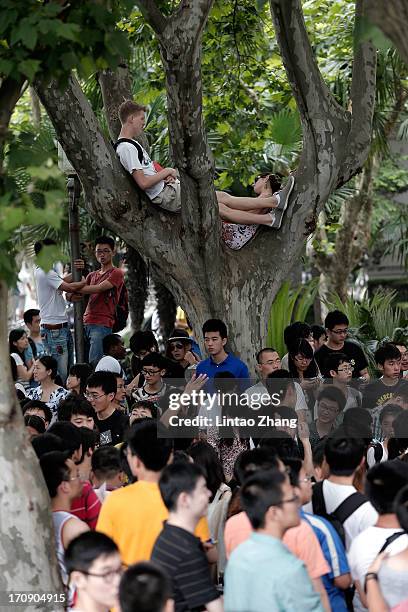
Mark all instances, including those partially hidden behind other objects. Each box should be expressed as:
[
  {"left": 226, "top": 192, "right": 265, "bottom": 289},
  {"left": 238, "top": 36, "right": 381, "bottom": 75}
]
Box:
[{"left": 217, "top": 173, "right": 295, "bottom": 250}]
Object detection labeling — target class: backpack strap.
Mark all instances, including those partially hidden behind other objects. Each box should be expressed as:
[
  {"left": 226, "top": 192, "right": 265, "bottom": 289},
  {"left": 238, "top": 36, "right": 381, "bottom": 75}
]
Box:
[
  {"left": 311, "top": 480, "right": 327, "bottom": 517},
  {"left": 113, "top": 138, "right": 144, "bottom": 164},
  {"left": 378, "top": 531, "right": 405, "bottom": 555},
  {"left": 332, "top": 492, "right": 367, "bottom": 524}
]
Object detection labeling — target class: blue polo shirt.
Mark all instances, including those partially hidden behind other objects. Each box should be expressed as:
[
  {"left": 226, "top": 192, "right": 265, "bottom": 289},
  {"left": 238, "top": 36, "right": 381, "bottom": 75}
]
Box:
[
  {"left": 301, "top": 510, "right": 349, "bottom": 612},
  {"left": 196, "top": 353, "right": 250, "bottom": 391}
]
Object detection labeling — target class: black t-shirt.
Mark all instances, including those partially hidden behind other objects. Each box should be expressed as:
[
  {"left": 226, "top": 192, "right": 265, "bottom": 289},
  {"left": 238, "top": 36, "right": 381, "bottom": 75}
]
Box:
[
  {"left": 151, "top": 523, "right": 219, "bottom": 612},
  {"left": 95, "top": 409, "right": 128, "bottom": 446},
  {"left": 362, "top": 378, "right": 408, "bottom": 410},
  {"left": 315, "top": 341, "right": 368, "bottom": 378}
]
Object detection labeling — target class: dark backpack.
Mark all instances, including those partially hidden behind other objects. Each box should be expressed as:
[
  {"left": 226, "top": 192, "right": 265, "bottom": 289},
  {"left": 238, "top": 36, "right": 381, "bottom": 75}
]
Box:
[
  {"left": 112, "top": 282, "right": 129, "bottom": 333},
  {"left": 311, "top": 480, "right": 368, "bottom": 545},
  {"left": 113, "top": 138, "right": 144, "bottom": 164},
  {"left": 28, "top": 337, "right": 37, "bottom": 360}
]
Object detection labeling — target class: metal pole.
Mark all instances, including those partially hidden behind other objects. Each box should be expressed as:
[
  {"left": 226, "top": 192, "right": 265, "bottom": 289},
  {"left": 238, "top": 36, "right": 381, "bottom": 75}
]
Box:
[{"left": 67, "top": 175, "right": 85, "bottom": 362}]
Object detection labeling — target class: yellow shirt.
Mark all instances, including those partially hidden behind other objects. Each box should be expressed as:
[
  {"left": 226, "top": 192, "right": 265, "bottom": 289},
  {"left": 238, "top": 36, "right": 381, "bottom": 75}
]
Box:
[{"left": 96, "top": 480, "right": 210, "bottom": 565}]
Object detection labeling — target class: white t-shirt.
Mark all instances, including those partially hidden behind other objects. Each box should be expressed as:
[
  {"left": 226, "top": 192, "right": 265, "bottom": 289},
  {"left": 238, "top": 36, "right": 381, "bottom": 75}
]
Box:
[
  {"left": 95, "top": 355, "right": 123, "bottom": 376},
  {"left": 322, "top": 480, "right": 378, "bottom": 551},
  {"left": 35, "top": 267, "right": 67, "bottom": 324},
  {"left": 348, "top": 526, "right": 408, "bottom": 611},
  {"left": 116, "top": 140, "right": 164, "bottom": 200}
]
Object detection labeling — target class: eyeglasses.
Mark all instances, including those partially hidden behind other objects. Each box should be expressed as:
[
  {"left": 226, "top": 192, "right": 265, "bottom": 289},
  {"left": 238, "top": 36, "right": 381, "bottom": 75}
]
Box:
[
  {"left": 318, "top": 401, "right": 339, "bottom": 414},
  {"left": 299, "top": 476, "right": 313, "bottom": 483},
  {"left": 76, "top": 564, "right": 127, "bottom": 584},
  {"left": 85, "top": 392, "right": 106, "bottom": 400},
  {"left": 95, "top": 249, "right": 112, "bottom": 255},
  {"left": 275, "top": 494, "right": 299, "bottom": 507},
  {"left": 331, "top": 328, "right": 349, "bottom": 335},
  {"left": 337, "top": 365, "right": 353, "bottom": 372},
  {"left": 294, "top": 355, "right": 311, "bottom": 363},
  {"left": 142, "top": 369, "right": 161, "bottom": 376},
  {"left": 169, "top": 342, "right": 184, "bottom": 350},
  {"left": 66, "top": 471, "right": 81, "bottom": 482}
]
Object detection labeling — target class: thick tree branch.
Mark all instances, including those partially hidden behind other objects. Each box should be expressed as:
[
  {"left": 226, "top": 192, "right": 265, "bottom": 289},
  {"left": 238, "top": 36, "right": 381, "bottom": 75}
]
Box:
[
  {"left": 0, "top": 77, "right": 25, "bottom": 170},
  {"left": 339, "top": 0, "right": 377, "bottom": 184},
  {"left": 136, "top": 0, "right": 168, "bottom": 35},
  {"left": 366, "top": 0, "right": 408, "bottom": 66}
]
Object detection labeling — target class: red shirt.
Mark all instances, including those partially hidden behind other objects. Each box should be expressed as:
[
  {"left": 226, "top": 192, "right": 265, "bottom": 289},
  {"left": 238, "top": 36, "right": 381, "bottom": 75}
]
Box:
[
  {"left": 83, "top": 267, "right": 124, "bottom": 328},
  {"left": 71, "top": 481, "right": 101, "bottom": 529}
]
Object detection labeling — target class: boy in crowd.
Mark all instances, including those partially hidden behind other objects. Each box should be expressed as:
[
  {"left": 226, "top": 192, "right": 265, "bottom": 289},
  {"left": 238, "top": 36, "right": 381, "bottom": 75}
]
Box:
[
  {"left": 86, "top": 371, "right": 128, "bottom": 446},
  {"left": 131, "top": 353, "right": 171, "bottom": 411},
  {"left": 95, "top": 333, "right": 127, "bottom": 377},
  {"left": 311, "top": 437, "right": 378, "bottom": 551},
  {"left": 196, "top": 319, "right": 249, "bottom": 389},
  {"left": 58, "top": 395, "right": 96, "bottom": 429},
  {"left": 362, "top": 343, "right": 407, "bottom": 439},
  {"left": 348, "top": 461, "right": 408, "bottom": 611},
  {"left": 367, "top": 404, "right": 403, "bottom": 467},
  {"left": 151, "top": 462, "right": 222, "bottom": 612},
  {"left": 39, "top": 451, "right": 89, "bottom": 586},
  {"left": 325, "top": 353, "right": 362, "bottom": 411},
  {"left": 116, "top": 101, "right": 181, "bottom": 212},
  {"left": 22, "top": 399, "right": 52, "bottom": 429},
  {"left": 224, "top": 470, "right": 324, "bottom": 612},
  {"left": 315, "top": 311, "right": 369, "bottom": 380},
  {"left": 65, "top": 531, "right": 123, "bottom": 612},
  {"left": 281, "top": 322, "right": 314, "bottom": 370},
  {"left": 91, "top": 446, "right": 125, "bottom": 503},
  {"left": 309, "top": 387, "right": 347, "bottom": 449},
  {"left": 24, "top": 307, "right": 44, "bottom": 362},
  {"left": 112, "top": 372, "right": 128, "bottom": 412},
  {"left": 119, "top": 562, "right": 173, "bottom": 612},
  {"left": 394, "top": 341, "right": 408, "bottom": 377},
  {"left": 96, "top": 419, "right": 211, "bottom": 565}
]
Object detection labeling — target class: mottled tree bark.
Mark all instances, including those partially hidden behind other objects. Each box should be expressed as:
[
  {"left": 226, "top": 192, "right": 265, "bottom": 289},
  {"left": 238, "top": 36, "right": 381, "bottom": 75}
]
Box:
[
  {"left": 0, "top": 281, "right": 63, "bottom": 609},
  {"left": 36, "top": 0, "right": 376, "bottom": 367},
  {"left": 366, "top": 0, "right": 408, "bottom": 66}
]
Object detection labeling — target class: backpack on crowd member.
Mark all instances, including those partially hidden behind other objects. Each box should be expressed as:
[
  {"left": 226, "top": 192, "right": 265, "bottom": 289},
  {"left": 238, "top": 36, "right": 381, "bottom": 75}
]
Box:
[
  {"left": 28, "top": 337, "right": 37, "bottom": 360},
  {"left": 369, "top": 441, "right": 384, "bottom": 464},
  {"left": 311, "top": 481, "right": 367, "bottom": 545},
  {"left": 113, "top": 139, "right": 164, "bottom": 172},
  {"left": 112, "top": 283, "right": 129, "bottom": 333}
]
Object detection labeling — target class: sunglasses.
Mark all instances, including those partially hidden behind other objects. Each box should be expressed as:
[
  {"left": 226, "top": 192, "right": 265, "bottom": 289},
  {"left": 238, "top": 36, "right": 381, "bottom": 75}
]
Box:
[{"left": 170, "top": 342, "right": 185, "bottom": 350}]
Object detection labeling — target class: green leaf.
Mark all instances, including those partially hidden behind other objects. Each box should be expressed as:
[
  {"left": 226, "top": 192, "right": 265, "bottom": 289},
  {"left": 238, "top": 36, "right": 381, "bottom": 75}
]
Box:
[
  {"left": 19, "top": 59, "right": 41, "bottom": 81},
  {"left": 54, "top": 22, "right": 81, "bottom": 42},
  {"left": 0, "top": 59, "right": 14, "bottom": 77},
  {"left": 35, "top": 244, "right": 67, "bottom": 273},
  {"left": 0, "top": 207, "right": 25, "bottom": 232}
]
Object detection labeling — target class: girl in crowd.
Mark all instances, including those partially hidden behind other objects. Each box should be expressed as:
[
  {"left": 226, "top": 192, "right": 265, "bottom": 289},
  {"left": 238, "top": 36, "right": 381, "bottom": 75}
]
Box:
[
  {"left": 66, "top": 363, "right": 93, "bottom": 396},
  {"left": 26, "top": 356, "right": 69, "bottom": 421},
  {"left": 9, "top": 329, "right": 34, "bottom": 388},
  {"left": 219, "top": 174, "right": 295, "bottom": 250}
]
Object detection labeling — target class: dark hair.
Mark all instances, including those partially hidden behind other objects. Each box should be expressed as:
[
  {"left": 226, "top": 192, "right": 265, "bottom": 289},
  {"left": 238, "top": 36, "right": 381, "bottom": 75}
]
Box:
[
  {"left": 130, "top": 401, "right": 158, "bottom": 420},
  {"left": 324, "top": 310, "right": 349, "bottom": 330},
  {"left": 34, "top": 237, "right": 56, "bottom": 256},
  {"left": 24, "top": 414, "right": 46, "bottom": 435},
  {"left": 23, "top": 308, "right": 40, "bottom": 325},
  {"left": 272, "top": 404, "right": 298, "bottom": 421},
  {"left": 264, "top": 173, "right": 282, "bottom": 193},
  {"left": 47, "top": 422, "right": 82, "bottom": 456},
  {"left": 9, "top": 329, "right": 27, "bottom": 358},
  {"left": 324, "top": 437, "right": 365, "bottom": 476},
  {"left": 118, "top": 100, "right": 147, "bottom": 125},
  {"left": 102, "top": 334, "right": 123, "bottom": 355},
  {"left": 241, "top": 470, "right": 286, "bottom": 529},
  {"left": 317, "top": 386, "right": 346, "bottom": 413},
  {"left": 129, "top": 331, "right": 158, "bottom": 355},
  {"left": 282, "top": 457, "right": 302, "bottom": 487},
  {"left": 260, "top": 432, "right": 302, "bottom": 459},
  {"left": 202, "top": 318, "right": 227, "bottom": 339},
  {"left": 23, "top": 400, "right": 52, "bottom": 425},
  {"left": 87, "top": 371, "right": 117, "bottom": 395},
  {"left": 65, "top": 531, "right": 118, "bottom": 576},
  {"left": 31, "top": 433, "right": 64, "bottom": 458},
  {"left": 374, "top": 342, "right": 401, "bottom": 366},
  {"left": 10, "top": 356, "right": 18, "bottom": 381},
  {"left": 78, "top": 427, "right": 99, "bottom": 462},
  {"left": 141, "top": 353, "right": 166, "bottom": 370},
  {"left": 342, "top": 408, "right": 372, "bottom": 441},
  {"left": 256, "top": 347, "right": 278, "bottom": 364},
  {"left": 119, "top": 562, "right": 171, "bottom": 612},
  {"left": 159, "top": 462, "right": 205, "bottom": 512},
  {"left": 395, "top": 484, "right": 408, "bottom": 533},
  {"left": 287, "top": 338, "right": 318, "bottom": 379},
  {"left": 188, "top": 441, "right": 225, "bottom": 500},
  {"left": 311, "top": 324, "right": 326, "bottom": 341},
  {"left": 69, "top": 363, "right": 93, "bottom": 395},
  {"left": 234, "top": 447, "right": 279, "bottom": 485},
  {"left": 127, "top": 420, "right": 173, "bottom": 472},
  {"left": 324, "top": 352, "right": 350, "bottom": 376},
  {"left": 388, "top": 412, "right": 408, "bottom": 459},
  {"left": 380, "top": 404, "right": 403, "bottom": 424},
  {"left": 39, "top": 450, "right": 71, "bottom": 498},
  {"left": 91, "top": 446, "right": 122, "bottom": 480},
  {"left": 37, "top": 355, "right": 58, "bottom": 381},
  {"left": 312, "top": 440, "right": 326, "bottom": 468},
  {"left": 58, "top": 395, "right": 96, "bottom": 422},
  {"left": 366, "top": 461, "right": 408, "bottom": 514},
  {"left": 94, "top": 235, "right": 115, "bottom": 251},
  {"left": 265, "top": 370, "right": 295, "bottom": 402},
  {"left": 284, "top": 321, "right": 312, "bottom": 349}
]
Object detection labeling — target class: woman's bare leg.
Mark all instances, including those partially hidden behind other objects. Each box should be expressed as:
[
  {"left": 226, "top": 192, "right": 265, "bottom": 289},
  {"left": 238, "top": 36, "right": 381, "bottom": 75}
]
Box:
[
  {"left": 216, "top": 190, "right": 278, "bottom": 211},
  {"left": 219, "top": 202, "right": 273, "bottom": 226}
]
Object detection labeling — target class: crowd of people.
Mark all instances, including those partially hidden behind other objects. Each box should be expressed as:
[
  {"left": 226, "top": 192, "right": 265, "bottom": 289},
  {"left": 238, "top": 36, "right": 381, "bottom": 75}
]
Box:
[{"left": 7, "top": 234, "right": 408, "bottom": 612}]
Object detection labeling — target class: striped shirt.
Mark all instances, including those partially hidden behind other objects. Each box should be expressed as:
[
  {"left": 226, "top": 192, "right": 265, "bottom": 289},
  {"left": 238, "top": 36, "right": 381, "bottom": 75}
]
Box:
[
  {"left": 71, "top": 481, "right": 101, "bottom": 529},
  {"left": 151, "top": 522, "right": 219, "bottom": 612}
]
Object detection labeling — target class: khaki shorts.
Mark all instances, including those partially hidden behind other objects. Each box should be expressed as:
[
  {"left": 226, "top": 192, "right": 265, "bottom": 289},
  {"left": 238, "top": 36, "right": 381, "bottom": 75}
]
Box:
[{"left": 151, "top": 181, "right": 181, "bottom": 212}]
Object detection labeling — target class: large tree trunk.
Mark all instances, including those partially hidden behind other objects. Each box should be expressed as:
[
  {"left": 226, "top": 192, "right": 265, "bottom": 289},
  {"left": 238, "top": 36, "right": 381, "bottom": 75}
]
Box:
[
  {"left": 367, "top": 0, "right": 408, "bottom": 66},
  {"left": 126, "top": 245, "right": 148, "bottom": 330},
  {"left": 155, "top": 281, "right": 177, "bottom": 342},
  {"left": 0, "top": 281, "right": 63, "bottom": 610},
  {"left": 36, "top": 0, "right": 377, "bottom": 367}
]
